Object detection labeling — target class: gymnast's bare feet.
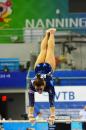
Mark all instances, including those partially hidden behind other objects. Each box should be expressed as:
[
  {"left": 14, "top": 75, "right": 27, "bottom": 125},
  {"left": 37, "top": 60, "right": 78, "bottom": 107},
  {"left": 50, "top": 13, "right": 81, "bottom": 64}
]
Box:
[
  {"left": 46, "top": 28, "right": 56, "bottom": 39},
  {"left": 46, "top": 28, "right": 56, "bottom": 34},
  {"left": 49, "top": 28, "right": 56, "bottom": 35}
]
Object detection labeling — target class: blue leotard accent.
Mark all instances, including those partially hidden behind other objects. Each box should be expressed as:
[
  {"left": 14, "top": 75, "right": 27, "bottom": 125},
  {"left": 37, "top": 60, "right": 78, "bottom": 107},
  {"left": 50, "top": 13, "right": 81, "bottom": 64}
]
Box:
[{"left": 35, "top": 63, "right": 53, "bottom": 75}]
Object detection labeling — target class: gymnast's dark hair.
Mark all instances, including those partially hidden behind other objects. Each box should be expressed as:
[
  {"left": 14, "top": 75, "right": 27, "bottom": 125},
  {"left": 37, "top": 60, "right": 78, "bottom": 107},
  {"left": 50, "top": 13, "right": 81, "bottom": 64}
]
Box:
[
  {"left": 36, "top": 73, "right": 41, "bottom": 79},
  {"left": 33, "top": 73, "right": 45, "bottom": 87}
]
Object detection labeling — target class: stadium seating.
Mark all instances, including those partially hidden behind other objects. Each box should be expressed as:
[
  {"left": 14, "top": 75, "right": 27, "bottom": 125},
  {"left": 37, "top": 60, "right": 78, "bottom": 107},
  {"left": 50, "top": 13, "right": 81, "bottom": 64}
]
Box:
[{"left": 0, "top": 58, "right": 20, "bottom": 71}]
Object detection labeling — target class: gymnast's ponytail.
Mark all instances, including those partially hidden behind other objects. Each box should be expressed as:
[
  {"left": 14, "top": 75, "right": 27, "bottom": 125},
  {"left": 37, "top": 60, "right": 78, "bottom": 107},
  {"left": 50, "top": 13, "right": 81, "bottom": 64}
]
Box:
[
  {"left": 36, "top": 73, "right": 41, "bottom": 79},
  {"left": 33, "top": 73, "right": 45, "bottom": 87}
]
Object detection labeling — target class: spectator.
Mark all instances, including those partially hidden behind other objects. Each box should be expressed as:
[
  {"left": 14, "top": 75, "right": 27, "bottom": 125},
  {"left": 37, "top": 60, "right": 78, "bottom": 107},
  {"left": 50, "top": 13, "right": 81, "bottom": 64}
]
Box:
[
  {"left": 79, "top": 106, "right": 86, "bottom": 130},
  {"left": 79, "top": 106, "right": 86, "bottom": 120}
]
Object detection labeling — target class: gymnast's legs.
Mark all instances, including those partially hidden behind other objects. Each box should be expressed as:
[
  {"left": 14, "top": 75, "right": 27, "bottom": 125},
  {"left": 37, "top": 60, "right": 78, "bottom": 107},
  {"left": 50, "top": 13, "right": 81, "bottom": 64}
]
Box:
[
  {"left": 34, "top": 30, "right": 49, "bottom": 68},
  {"left": 45, "top": 28, "right": 56, "bottom": 70},
  {"left": 34, "top": 28, "right": 56, "bottom": 70}
]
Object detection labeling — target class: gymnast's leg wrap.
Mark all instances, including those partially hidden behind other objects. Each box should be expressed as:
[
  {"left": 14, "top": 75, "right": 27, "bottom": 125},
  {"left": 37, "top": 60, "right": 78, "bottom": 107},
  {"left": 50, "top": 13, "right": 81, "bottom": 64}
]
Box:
[
  {"left": 50, "top": 107, "right": 55, "bottom": 117},
  {"left": 28, "top": 107, "right": 34, "bottom": 117}
]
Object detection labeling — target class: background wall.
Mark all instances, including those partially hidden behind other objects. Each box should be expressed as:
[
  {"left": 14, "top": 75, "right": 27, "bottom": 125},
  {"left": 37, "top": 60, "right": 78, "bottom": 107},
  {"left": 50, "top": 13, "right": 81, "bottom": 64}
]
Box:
[
  {"left": 0, "top": 42, "right": 86, "bottom": 69},
  {"left": 7, "top": 93, "right": 25, "bottom": 120},
  {"left": 0, "top": 43, "right": 38, "bottom": 65},
  {"left": 0, "top": 93, "right": 25, "bottom": 120}
]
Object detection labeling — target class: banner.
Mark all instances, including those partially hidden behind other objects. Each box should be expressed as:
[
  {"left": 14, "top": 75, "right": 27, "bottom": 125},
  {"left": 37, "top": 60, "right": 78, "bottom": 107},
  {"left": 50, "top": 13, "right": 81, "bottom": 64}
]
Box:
[
  {"left": 35, "top": 86, "right": 86, "bottom": 109},
  {"left": 0, "top": 71, "right": 27, "bottom": 88},
  {"left": 35, "top": 86, "right": 86, "bottom": 102},
  {"left": 0, "top": 0, "right": 86, "bottom": 43},
  {"left": 1, "top": 0, "right": 86, "bottom": 30},
  {"left": 3, "top": 122, "right": 48, "bottom": 130}
]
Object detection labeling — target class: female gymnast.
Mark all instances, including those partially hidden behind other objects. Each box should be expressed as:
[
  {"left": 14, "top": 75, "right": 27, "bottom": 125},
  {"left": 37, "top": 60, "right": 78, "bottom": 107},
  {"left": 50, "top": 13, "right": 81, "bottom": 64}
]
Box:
[{"left": 28, "top": 28, "right": 56, "bottom": 124}]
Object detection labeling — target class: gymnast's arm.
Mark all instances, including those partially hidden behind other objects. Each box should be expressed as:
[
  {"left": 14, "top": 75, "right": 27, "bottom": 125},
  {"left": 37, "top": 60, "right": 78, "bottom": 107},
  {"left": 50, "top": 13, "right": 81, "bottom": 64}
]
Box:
[
  {"left": 28, "top": 80, "right": 35, "bottom": 119},
  {"left": 48, "top": 86, "right": 55, "bottom": 118}
]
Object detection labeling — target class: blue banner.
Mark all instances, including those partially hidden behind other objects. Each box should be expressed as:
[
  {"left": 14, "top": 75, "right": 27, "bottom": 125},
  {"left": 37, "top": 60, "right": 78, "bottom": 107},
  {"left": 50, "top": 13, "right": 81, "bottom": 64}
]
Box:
[
  {"left": 35, "top": 101, "right": 86, "bottom": 109},
  {"left": 0, "top": 71, "right": 27, "bottom": 88},
  {"left": 0, "top": 70, "right": 86, "bottom": 88},
  {"left": 3, "top": 122, "right": 48, "bottom": 130},
  {"left": 71, "top": 122, "right": 82, "bottom": 130},
  {"left": 2, "top": 121, "right": 83, "bottom": 130},
  {"left": 28, "top": 70, "right": 86, "bottom": 86}
]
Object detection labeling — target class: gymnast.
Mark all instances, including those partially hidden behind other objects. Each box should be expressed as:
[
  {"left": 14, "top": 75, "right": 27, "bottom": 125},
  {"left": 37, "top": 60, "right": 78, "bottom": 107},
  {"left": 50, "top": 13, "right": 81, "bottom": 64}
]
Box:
[{"left": 28, "top": 28, "right": 56, "bottom": 124}]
